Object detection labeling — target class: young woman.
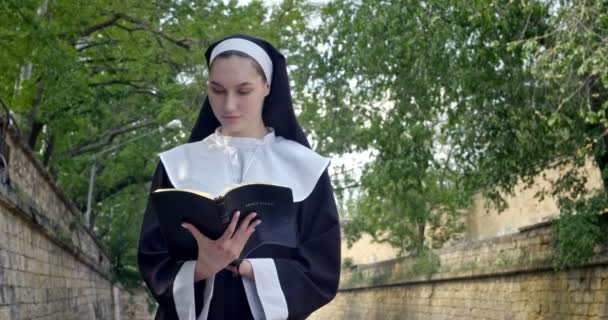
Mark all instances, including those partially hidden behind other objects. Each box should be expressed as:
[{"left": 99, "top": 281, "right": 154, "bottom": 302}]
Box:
[{"left": 137, "top": 34, "right": 341, "bottom": 320}]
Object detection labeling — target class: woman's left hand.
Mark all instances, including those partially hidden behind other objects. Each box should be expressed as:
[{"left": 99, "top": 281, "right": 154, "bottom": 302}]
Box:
[{"left": 226, "top": 260, "right": 254, "bottom": 280}]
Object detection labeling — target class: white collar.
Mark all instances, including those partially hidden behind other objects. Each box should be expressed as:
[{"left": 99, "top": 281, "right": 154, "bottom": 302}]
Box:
[
  {"left": 158, "top": 130, "right": 331, "bottom": 202},
  {"left": 208, "top": 127, "right": 276, "bottom": 148}
]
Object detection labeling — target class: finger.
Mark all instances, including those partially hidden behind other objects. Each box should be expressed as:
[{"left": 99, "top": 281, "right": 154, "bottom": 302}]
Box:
[
  {"left": 219, "top": 211, "right": 240, "bottom": 241},
  {"left": 246, "top": 219, "right": 262, "bottom": 234},
  {"left": 181, "top": 222, "right": 205, "bottom": 244},
  {"left": 234, "top": 220, "right": 261, "bottom": 245},
  {"left": 233, "top": 213, "right": 258, "bottom": 242},
  {"left": 237, "top": 212, "right": 258, "bottom": 233}
]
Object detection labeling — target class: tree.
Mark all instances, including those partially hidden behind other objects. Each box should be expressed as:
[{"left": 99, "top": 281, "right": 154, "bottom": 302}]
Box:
[
  {"left": 520, "top": 0, "right": 608, "bottom": 268},
  {"left": 293, "top": 0, "right": 478, "bottom": 254},
  {"left": 0, "top": 0, "right": 311, "bottom": 285},
  {"left": 293, "top": 0, "right": 607, "bottom": 263}
]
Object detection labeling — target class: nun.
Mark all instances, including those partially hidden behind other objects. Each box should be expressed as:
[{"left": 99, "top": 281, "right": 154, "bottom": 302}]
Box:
[{"left": 137, "top": 34, "right": 341, "bottom": 320}]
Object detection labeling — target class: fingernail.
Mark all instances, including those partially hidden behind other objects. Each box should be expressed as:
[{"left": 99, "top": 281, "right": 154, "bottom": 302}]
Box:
[
  {"left": 236, "top": 211, "right": 241, "bottom": 216},
  {"left": 181, "top": 223, "right": 187, "bottom": 228}
]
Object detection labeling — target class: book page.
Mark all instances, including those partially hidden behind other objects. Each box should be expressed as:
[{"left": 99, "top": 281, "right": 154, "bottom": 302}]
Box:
[{"left": 153, "top": 188, "right": 216, "bottom": 200}]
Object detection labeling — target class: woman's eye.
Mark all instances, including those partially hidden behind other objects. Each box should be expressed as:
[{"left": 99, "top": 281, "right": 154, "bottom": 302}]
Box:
[
  {"left": 238, "top": 91, "right": 252, "bottom": 96},
  {"left": 211, "top": 88, "right": 225, "bottom": 94}
]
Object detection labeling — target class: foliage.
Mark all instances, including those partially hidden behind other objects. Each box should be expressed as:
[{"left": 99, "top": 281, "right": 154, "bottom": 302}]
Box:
[
  {"left": 341, "top": 257, "right": 355, "bottom": 270},
  {"left": 298, "top": 0, "right": 477, "bottom": 254},
  {"left": 410, "top": 248, "right": 441, "bottom": 276},
  {"left": 553, "top": 191, "right": 607, "bottom": 270},
  {"left": 0, "top": 0, "right": 311, "bottom": 285},
  {"left": 293, "top": 0, "right": 608, "bottom": 260}
]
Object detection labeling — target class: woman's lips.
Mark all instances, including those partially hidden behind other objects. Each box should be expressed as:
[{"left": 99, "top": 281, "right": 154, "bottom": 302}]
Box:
[{"left": 222, "top": 115, "right": 241, "bottom": 121}]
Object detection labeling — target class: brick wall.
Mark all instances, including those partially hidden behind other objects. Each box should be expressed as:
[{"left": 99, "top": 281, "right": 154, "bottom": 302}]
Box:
[
  {"left": 0, "top": 126, "right": 154, "bottom": 319},
  {"left": 311, "top": 217, "right": 608, "bottom": 319}
]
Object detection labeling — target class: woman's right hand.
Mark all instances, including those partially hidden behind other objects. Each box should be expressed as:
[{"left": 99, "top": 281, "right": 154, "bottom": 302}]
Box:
[{"left": 181, "top": 211, "right": 261, "bottom": 282}]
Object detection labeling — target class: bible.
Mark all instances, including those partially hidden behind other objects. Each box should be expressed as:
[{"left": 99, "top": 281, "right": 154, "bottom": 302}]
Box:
[{"left": 150, "top": 183, "right": 298, "bottom": 261}]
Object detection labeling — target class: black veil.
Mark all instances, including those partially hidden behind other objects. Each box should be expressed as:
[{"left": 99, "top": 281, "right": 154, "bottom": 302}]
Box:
[{"left": 187, "top": 34, "right": 310, "bottom": 149}]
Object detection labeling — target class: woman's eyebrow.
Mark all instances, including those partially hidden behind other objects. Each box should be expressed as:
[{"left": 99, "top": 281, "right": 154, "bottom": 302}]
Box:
[
  {"left": 209, "top": 81, "right": 253, "bottom": 87},
  {"left": 209, "top": 81, "right": 224, "bottom": 87}
]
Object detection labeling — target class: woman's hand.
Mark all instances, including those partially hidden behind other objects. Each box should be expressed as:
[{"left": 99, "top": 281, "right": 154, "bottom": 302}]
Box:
[
  {"left": 181, "top": 211, "right": 261, "bottom": 282},
  {"left": 225, "top": 259, "right": 254, "bottom": 279}
]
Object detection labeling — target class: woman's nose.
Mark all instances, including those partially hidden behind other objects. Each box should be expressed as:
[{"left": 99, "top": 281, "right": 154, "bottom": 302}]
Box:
[{"left": 224, "top": 93, "right": 237, "bottom": 112}]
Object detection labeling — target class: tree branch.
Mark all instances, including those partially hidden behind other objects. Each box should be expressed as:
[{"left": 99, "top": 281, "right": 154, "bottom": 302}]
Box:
[
  {"left": 89, "top": 79, "right": 146, "bottom": 88},
  {"left": 79, "top": 57, "right": 137, "bottom": 64},
  {"left": 76, "top": 39, "right": 123, "bottom": 52},
  {"left": 88, "top": 65, "right": 131, "bottom": 76},
  {"left": 79, "top": 13, "right": 122, "bottom": 36},
  {"left": 335, "top": 183, "right": 361, "bottom": 192},
  {"left": 114, "top": 13, "right": 193, "bottom": 49},
  {"left": 27, "top": 78, "right": 45, "bottom": 148},
  {"left": 94, "top": 174, "right": 153, "bottom": 204},
  {"left": 154, "top": 34, "right": 180, "bottom": 72},
  {"left": 75, "top": 13, "right": 192, "bottom": 49},
  {"left": 61, "top": 118, "right": 156, "bottom": 157},
  {"left": 88, "top": 80, "right": 164, "bottom": 98},
  {"left": 128, "top": 89, "right": 165, "bottom": 98}
]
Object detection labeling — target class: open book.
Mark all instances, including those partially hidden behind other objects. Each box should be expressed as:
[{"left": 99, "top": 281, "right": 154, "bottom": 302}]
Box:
[{"left": 150, "top": 183, "right": 298, "bottom": 261}]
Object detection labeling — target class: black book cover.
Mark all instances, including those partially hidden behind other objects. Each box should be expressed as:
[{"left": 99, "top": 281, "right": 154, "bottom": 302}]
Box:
[{"left": 150, "top": 183, "right": 298, "bottom": 261}]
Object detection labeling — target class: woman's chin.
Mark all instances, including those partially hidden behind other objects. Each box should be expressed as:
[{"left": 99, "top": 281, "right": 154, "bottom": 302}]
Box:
[{"left": 221, "top": 123, "right": 244, "bottom": 135}]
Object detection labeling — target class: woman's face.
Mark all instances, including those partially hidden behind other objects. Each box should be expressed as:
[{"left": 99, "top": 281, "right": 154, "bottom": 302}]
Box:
[{"left": 208, "top": 56, "right": 270, "bottom": 137}]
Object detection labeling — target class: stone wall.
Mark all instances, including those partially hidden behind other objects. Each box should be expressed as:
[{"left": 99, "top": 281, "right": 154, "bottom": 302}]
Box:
[
  {"left": 114, "top": 285, "right": 154, "bottom": 320},
  {"left": 311, "top": 216, "right": 608, "bottom": 319},
  {"left": 0, "top": 126, "right": 154, "bottom": 319}
]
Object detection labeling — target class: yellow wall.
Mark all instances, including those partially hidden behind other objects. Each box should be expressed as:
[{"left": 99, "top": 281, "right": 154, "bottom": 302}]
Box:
[
  {"left": 340, "top": 232, "right": 400, "bottom": 265},
  {"left": 465, "top": 158, "right": 603, "bottom": 240},
  {"left": 340, "top": 158, "right": 604, "bottom": 265}
]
